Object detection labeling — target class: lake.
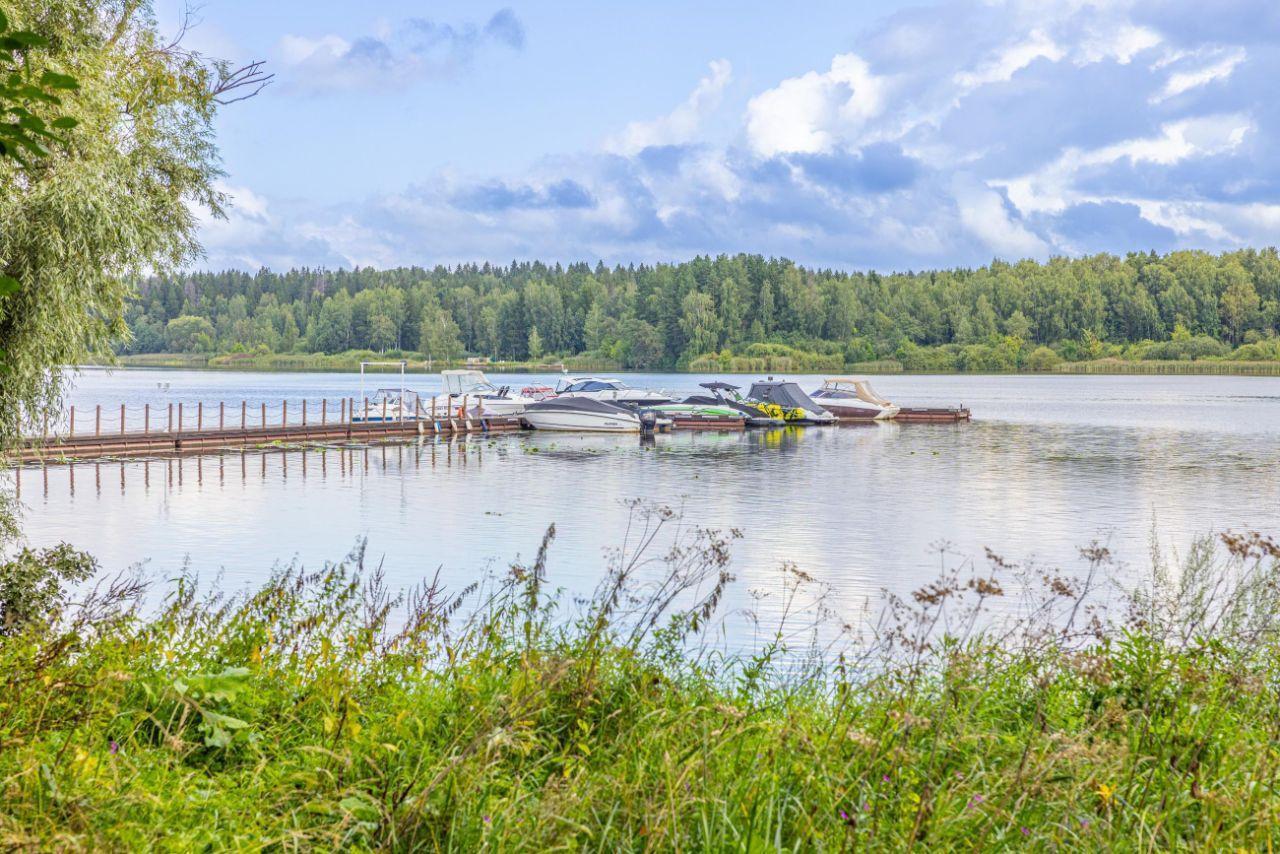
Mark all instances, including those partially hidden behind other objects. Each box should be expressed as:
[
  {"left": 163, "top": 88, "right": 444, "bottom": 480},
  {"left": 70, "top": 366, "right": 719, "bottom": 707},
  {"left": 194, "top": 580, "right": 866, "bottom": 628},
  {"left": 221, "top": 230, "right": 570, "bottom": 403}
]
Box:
[{"left": 13, "top": 369, "right": 1280, "bottom": 643}]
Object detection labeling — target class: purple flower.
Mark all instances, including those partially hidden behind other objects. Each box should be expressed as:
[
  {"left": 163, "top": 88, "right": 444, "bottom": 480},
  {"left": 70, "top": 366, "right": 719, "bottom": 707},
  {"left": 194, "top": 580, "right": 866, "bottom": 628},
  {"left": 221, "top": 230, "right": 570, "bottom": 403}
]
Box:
[
  {"left": 109, "top": 740, "right": 119, "bottom": 755},
  {"left": 1021, "top": 827, "right": 1030, "bottom": 836},
  {"left": 1080, "top": 818, "right": 1090, "bottom": 829},
  {"left": 968, "top": 795, "right": 984, "bottom": 809},
  {"left": 882, "top": 774, "right": 890, "bottom": 783},
  {"left": 483, "top": 815, "right": 491, "bottom": 824},
  {"left": 840, "top": 810, "right": 849, "bottom": 820},
  {"left": 863, "top": 803, "right": 871, "bottom": 812}
]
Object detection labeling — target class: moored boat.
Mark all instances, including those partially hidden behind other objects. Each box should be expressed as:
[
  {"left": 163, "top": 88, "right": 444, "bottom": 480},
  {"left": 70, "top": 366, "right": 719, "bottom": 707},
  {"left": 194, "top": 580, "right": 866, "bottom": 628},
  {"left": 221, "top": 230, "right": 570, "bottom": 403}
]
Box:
[
  {"left": 682, "top": 382, "right": 785, "bottom": 427},
  {"left": 746, "top": 379, "right": 837, "bottom": 424},
  {"left": 809, "top": 377, "right": 900, "bottom": 421},
  {"left": 351, "top": 388, "right": 424, "bottom": 422},
  {"left": 554, "top": 376, "right": 673, "bottom": 407},
  {"left": 428, "top": 369, "right": 539, "bottom": 417},
  {"left": 522, "top": 397, "right": 643, "bottom": 433}
]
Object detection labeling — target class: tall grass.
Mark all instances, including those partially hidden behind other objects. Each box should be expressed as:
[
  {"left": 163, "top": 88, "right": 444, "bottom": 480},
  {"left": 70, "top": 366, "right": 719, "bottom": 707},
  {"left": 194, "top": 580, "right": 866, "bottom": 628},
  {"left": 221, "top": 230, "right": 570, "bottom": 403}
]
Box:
[{"left": 3, "top": 506, "right": 1280, "bottom": 849}]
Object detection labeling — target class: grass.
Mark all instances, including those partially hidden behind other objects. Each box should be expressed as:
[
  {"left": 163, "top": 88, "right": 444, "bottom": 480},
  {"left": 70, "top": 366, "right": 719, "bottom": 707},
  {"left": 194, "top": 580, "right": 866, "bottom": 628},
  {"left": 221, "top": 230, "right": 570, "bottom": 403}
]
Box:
[{"left": 4, "top": 507, "right": 1280, "bottom": 849}]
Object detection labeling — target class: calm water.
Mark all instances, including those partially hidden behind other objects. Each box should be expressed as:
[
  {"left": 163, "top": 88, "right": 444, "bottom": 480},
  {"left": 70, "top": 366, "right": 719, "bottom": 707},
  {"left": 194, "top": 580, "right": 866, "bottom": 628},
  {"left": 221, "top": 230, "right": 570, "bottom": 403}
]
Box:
[{"left": 13, "top": 370, "right": 1280, "bottom": 639}]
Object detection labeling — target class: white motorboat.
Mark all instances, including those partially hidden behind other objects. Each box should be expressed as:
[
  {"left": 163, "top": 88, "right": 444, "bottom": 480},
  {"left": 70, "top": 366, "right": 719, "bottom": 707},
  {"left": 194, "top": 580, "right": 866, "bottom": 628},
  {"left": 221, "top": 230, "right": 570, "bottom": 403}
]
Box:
[
  {"left": 809, "top": 377, "right": 900, "bottom": 421},
  {"left": 521, "top": 397, "right": 643, "bottom": 432},
  {"left": 427, "top": 369, "right": 539, "bottom": 418},
  {"left": 554, "top": 376, "right": 673, "bottom": 407}
]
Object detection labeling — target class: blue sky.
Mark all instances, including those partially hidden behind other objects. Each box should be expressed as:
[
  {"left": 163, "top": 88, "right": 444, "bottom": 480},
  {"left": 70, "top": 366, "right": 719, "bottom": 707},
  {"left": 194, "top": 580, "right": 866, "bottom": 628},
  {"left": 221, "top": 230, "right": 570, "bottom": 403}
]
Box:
[{"left": 161, "top": 0, "right": 1280, "bottom": 272}]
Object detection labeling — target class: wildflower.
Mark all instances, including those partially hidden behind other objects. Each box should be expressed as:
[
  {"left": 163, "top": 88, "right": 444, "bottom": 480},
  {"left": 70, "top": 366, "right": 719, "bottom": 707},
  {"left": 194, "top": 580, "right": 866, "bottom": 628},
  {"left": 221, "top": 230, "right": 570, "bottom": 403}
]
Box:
[
  {"left": 483, "top": 815, "right": 491, "bottom": 825},
  {"left": 1080, "top": 818, "right": 1090, "bottom": 829},
  {"left": 1021, "top": 827, "right": 1029, "bottom": 836},
  {"left": 967, "top": 794, "right": 984, "bottom": 809},
  {"left": 1096, "top": 783, "right": 1115, "bottom": 805},
  {"left": 109, "top": 741, "right": 119, "bottom": 755},
  {"left": 882, "top": 774, "right": 890, "bottom": 783}
]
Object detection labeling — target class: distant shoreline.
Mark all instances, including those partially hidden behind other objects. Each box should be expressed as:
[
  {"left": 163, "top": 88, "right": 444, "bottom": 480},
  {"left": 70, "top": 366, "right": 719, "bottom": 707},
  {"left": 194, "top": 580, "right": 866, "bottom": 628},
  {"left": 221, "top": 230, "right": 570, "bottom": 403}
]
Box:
[{"left": 88, "top": 353, "right": 1280, "bottom": 377}]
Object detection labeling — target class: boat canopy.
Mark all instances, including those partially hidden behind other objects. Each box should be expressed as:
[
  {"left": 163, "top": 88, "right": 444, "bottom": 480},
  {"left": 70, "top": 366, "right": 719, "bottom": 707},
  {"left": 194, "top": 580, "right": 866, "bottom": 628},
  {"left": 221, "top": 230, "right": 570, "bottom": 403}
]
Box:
[
  {"left": 819, "top": 377, "right": 892, "bottom": 406},
  {"left": 526, "top": 397, "right": 635, "bottom": 416},
  {"left": 748, "top": 380, "right": 825, "bottom": 412},
  {"left": 700, "top": 381, "right": 741, "bottom": 391},
  {"left": 442, "top": 369, "right": 500, "bottom": 395}
]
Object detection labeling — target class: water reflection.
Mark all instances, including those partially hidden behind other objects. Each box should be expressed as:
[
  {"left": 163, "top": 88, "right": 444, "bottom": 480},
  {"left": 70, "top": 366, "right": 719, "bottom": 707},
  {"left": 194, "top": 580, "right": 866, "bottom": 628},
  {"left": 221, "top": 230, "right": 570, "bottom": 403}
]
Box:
[{"left": 18, "top": 406, "right": 1280, "bottom": 647}]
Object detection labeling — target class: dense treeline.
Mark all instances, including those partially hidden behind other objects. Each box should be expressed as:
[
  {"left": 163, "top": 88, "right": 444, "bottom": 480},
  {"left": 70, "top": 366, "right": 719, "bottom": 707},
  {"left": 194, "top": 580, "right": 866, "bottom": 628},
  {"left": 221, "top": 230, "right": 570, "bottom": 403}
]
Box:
[{"left": 123, "top": 249, "right": 1280, "bottom": 370}]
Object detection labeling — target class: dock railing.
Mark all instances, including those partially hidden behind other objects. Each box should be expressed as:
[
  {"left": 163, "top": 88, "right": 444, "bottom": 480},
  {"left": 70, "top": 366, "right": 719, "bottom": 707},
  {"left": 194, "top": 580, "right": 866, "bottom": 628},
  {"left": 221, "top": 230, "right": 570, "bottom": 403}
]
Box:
[{"left": 16, "top": 395, "right": 514, "bottom": 462}]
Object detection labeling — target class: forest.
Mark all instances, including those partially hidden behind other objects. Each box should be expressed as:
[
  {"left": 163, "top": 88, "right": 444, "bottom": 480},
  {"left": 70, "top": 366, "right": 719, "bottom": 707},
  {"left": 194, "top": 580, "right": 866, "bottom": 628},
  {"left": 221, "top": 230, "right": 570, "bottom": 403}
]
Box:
[{"left": 121, "top": 249, "right": 1280, "bottom": 371}]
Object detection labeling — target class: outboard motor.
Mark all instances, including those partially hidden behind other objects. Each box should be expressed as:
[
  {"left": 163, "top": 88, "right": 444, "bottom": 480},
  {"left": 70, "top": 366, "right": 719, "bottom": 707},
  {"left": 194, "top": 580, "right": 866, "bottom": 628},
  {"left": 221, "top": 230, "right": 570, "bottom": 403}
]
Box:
[{"left": 638, "top": 409, "right": 658, "bottom": 433}]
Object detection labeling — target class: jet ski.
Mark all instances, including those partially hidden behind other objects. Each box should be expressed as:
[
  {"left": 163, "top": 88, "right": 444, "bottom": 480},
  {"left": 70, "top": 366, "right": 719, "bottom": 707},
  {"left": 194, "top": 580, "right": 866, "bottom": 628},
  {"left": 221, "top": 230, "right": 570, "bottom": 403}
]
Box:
[{"left": 682, "top": 381, "right": 785, "bottom": 427}]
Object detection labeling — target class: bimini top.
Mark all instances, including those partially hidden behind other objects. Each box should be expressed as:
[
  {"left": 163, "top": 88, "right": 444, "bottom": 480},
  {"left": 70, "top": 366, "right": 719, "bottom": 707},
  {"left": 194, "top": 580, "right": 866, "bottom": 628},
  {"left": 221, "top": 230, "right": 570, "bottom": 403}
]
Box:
[
  {"left": 747, "top": 380, "right": 825, "bottom": 412},
  {"left": 525, "top": 397, "right": 636, "bottom": 416},
  {"left": 818, "top": 377, "right": 892, "bottom": 406},
  {"left": 442, "top": 369, "right": 501, "bottom": 395},
  {"left": 700, "top": 381, "right": 741, "bottom": 392}
]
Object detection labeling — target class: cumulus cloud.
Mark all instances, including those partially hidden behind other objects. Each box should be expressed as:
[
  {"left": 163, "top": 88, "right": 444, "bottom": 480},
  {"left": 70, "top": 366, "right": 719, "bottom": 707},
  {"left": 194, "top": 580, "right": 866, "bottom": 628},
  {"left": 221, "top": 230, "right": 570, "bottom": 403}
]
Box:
[
  {"left": 606, "top": 60, "right": 733, "bottom": 155},
  {"left": 278, "top": 9, "right": 525, "bottom": 92},
  {"left": 745, "top": 54, "right": 887, "bottom": 157},
  {"left": 202, "top": 0, "right": 1280, "bottom": 271}
]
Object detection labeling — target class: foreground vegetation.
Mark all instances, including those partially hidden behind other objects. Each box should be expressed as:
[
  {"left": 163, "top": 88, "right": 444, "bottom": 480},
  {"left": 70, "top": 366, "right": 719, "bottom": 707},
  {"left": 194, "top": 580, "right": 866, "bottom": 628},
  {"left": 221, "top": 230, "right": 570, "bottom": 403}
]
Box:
[
  {"left": 123, "top": 250, "right": 1280, "bottom": 373},
  {"left": 4, "top": 507, "right": 1280, "bottom": 849}
]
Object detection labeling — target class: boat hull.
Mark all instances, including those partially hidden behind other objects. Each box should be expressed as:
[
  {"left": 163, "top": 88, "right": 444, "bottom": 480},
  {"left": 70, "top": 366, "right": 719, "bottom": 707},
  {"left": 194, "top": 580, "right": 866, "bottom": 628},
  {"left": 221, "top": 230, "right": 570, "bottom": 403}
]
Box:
[
  {"left": 522, "top": 410, "right": 641, "bottom": 433},
  {"left": 818, "top": 401, "right": 900, "bottom": 420}
]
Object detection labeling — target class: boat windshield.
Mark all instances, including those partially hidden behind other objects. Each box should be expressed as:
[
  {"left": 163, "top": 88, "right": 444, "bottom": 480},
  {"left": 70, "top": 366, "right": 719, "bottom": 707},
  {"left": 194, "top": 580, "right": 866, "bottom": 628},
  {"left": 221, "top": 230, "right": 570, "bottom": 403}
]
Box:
[{"left": 560, "top": 379, "right": 625, "bottom": 393}]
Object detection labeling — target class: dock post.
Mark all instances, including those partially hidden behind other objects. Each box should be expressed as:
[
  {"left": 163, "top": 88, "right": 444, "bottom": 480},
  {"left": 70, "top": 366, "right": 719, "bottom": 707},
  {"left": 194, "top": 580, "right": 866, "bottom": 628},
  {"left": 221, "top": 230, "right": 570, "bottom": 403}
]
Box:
[
  {"left": 220, "top": 402, "right": 225, "bottom": 431},
  {"left": 302, "top": 400, "right": 307, "bottom": 428},
  {"left": 197, "top": 402, "right": 203, "bottom": 432},
  {"left": 95, "top": 405, "right": 101, "bottom": 437},
  {"left": 120, "top": 404, "right": 125, "bottom": 436},
  {"left": 144, "top": 405, "right": 149, "bottom": 435},
  {"left": 364, "top": 397, "right": 369, "bottom": 424},
  {"left": 322, "top": 399, "right": 327, "bottom": 426},
  {"left": 241, "top": 401, "right": 246, "bottom": 431},
  {"left": 261, "top": 402, "right": 266, "bottom": 429},
  {"left": 282, "top": 399, "right": 287, "bottom": 429},
  {"left": 70, "top": 406, "right": 75, "bottom": 437},
  {"left": 463, "top": 395, "right": 470, "bottom": 432},
  {"left": 167, "top": 403, "right": 173, "bottom": 433},
  {"left": 178, "top": 403, "right": 183, "bottom": 435},
  {"left": 382, "top": 397, "right": 387, "bottom": 424}
]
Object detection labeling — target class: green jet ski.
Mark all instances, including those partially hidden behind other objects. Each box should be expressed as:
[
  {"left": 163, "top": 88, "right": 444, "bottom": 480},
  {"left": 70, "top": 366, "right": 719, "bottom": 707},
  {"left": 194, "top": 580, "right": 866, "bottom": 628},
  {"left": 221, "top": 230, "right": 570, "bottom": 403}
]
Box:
[{"left": 682, "top": 382, "right": 787, "bottom": 427}]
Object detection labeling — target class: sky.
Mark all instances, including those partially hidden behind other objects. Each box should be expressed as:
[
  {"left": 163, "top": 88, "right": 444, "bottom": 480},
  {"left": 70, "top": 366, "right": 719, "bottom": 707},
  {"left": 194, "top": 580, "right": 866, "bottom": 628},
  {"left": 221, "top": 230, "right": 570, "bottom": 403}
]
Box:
[{"left": 158, "top": 0, "right": 1280, "bottom": 272}]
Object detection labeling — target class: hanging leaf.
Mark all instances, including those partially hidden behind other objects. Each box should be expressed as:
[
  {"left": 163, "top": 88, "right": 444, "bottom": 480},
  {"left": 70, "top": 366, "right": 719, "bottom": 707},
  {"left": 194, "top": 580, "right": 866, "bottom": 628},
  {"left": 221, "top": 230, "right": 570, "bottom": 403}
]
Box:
[{"left": 0, "top": 275, "right": 19, "bottom": 297}]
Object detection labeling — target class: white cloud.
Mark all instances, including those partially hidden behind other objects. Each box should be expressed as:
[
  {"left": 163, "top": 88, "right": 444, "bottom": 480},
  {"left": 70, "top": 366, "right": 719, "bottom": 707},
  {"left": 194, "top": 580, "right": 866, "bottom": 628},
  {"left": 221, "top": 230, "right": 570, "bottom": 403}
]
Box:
[
  {"left": 1001, "top": 114, "right": 1254, "bottom": 215},
  {"left": 605, "top": 60, "right": 732, "bottom": 155},
  {"left": 953, "top": 175, "right": 1049, "bottom": 258},
  {"left": 1152, "top": 47, "right": 1246, "bottom": 101},
  {"left": 745, "top": 54, "right": 886, "bottom": 157},
  {"left": 955, "top": 29, "right": 1064, "bottom": 90}
]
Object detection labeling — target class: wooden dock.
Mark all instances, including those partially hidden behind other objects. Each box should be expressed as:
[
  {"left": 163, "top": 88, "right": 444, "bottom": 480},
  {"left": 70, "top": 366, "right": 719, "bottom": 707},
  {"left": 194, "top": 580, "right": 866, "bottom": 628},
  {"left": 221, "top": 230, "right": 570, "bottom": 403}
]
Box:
[
  {"left": 13, "top": 397, "right": 522, "bottom": 463},
  {"left": 893, "top": 407, "right": 972, "bottom": 423}
]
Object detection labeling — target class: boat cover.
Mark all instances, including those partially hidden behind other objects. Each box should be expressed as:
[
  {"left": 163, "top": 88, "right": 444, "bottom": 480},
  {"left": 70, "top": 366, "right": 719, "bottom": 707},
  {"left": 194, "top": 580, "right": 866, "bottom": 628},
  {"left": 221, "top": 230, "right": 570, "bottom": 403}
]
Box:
[
  {"left": 524, "top": 397, "right": 636, "bottom": 416},
  {"left": 748, "top": 381, "right": 826, "bottom": 412}
]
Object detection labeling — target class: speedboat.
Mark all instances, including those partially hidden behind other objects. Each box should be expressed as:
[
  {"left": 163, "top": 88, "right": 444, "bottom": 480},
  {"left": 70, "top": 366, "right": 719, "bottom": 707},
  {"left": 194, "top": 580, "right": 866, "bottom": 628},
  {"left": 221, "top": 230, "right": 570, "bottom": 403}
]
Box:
[
  {"left": 554, "top": 376, "right": 673, "bottom": 407},
  {"left": 427, "top": 369, "right": 539, "bottom": 417},
  {"left": 352, "top": 388, "right": 424, "bottom": 422},
  {"left": 521, "top": 397, "right": 644, "bottom": 433},
  {"left": 746, "top": 379, "right": 837, "bottom": 424},
  {"left": 810, "top": 377, "right": 900, "bottom": 421},
  {"left": 683, "top": 382, "right": 785, "bottom": 427}
]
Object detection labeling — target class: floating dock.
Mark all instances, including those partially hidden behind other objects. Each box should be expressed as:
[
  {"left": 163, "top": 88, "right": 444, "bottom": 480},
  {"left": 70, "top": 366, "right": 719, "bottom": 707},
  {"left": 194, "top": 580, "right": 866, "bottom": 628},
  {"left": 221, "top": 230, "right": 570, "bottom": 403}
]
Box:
[
  {"left": 13, "top": 397, "right": 521, "bottom": 463},
  {"left": 892, "top": 407, "right": 972, "bottom": 423}
]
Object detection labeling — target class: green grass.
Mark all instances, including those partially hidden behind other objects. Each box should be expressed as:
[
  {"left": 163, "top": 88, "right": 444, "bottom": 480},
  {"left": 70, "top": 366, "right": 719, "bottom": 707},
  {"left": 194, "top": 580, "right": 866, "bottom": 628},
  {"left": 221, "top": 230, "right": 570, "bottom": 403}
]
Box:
[{"left": 4, "top": 511, "right": 1280, "bottom": 849}]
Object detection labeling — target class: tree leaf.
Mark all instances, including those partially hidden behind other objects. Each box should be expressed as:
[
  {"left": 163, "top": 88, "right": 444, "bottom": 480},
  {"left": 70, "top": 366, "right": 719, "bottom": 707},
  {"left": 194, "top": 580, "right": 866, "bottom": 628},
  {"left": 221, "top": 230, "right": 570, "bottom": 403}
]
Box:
[
  {"left": 39, "top": 71, "right": 78, "bottom": 90},
  {"left": 0, "top": 275, "right": 19, "bottom": 297},
  {"left": 51, "top": 116, "right": 77, "bottom": 129}
]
